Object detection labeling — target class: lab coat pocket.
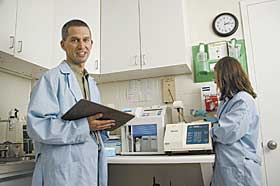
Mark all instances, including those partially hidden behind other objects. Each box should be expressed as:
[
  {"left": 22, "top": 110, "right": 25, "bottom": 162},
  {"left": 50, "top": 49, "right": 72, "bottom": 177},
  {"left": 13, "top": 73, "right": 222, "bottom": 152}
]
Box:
[
  {"left": 35, "top": 153, "right": 41, "bottom": 162},
  {"left": 44, "top": 165, "right": 68, "bottom": 186},
  {"left": 69, "top": 162, "right": 83, "bottom": 186},
  {"left": 44, "top": 162, "right": 82, "bottom": 186},
  {"left": 218, "top": 166, "right": 244, "bottom": 186},
  {"left": 244, "top": 158, "right": 262, "bottom": 186}
]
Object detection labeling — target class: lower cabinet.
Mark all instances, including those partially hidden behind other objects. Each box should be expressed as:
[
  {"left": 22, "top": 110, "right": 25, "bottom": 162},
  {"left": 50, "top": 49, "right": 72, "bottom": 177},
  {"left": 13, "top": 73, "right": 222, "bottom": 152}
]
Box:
[{"left": 108, "top": 164, "right": 211, "bottom": 186}]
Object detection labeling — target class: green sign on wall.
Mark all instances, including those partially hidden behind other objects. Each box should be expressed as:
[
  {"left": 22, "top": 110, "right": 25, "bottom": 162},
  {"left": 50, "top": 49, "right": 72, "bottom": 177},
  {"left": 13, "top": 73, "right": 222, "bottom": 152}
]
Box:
[{"left": 192, "top": 39, "right": 248, "bottom": 83}]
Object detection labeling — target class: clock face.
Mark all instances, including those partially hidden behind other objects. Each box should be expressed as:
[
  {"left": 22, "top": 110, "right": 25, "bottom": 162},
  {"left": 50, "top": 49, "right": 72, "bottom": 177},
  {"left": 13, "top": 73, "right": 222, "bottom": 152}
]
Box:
[{"left": 212, "top": 13, "right": 238, "bottom": 37}]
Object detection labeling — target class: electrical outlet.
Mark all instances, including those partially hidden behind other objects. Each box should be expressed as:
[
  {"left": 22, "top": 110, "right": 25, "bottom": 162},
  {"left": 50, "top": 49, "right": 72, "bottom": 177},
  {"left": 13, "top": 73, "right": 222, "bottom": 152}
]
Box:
[{"left": 162, "top": 77, "right": 176, "bottom": 103}]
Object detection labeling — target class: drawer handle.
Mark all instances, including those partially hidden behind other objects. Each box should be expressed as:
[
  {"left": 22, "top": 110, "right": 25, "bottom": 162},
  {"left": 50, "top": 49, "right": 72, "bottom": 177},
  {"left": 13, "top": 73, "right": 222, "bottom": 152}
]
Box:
[
  {"left": 9, "top": 36, "right": 15, "bottom": 49},
  {"left": 17, "top": 41, "right": 23, "bottom": 53}
]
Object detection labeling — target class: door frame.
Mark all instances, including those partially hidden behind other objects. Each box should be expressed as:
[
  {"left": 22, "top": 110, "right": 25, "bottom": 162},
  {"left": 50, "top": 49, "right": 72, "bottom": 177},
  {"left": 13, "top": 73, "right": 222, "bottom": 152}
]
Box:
[{"left": 240, "top": 0, "right": 279, "bottom": 185}]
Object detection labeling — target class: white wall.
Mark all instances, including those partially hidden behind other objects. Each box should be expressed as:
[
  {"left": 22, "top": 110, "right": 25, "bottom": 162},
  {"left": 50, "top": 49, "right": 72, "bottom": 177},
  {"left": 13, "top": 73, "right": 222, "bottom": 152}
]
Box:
[
  {"left": 0, "top": 71, "right": 31, "bottom": 142},
  {"left": 188, "top": 0, "right": 243, "bottom": 45},
  {"left": 98, "top": 0, "right": 244, "bottom": 123}
]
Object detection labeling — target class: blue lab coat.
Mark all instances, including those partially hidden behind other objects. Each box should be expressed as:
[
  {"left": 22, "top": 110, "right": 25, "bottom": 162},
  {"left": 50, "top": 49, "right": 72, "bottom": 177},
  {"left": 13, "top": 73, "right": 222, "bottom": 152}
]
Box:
[
  {"left": 27, "top": 61, "right": 108, "bottom": 186},
  {"left": 211, "top": 91, "right": 262, "bottom": 186}
]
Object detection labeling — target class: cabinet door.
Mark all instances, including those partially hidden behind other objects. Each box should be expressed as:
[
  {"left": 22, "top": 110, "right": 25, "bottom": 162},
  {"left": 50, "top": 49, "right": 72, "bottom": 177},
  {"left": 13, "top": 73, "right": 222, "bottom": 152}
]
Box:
[
  {"left": 53, "top": 0, "right": 100, "bottom": 74},
  {"left": 15, "top": 0, "right": 54, "bottom": 69},
  {"left": 101, "top": 0, "right": 141, "bottom": 74},
  {"left": 0, "top": 0, "right": 17, "bottom": 55},
  {"left": 139, "top": 0, "right": 188, "bottom": 69}
]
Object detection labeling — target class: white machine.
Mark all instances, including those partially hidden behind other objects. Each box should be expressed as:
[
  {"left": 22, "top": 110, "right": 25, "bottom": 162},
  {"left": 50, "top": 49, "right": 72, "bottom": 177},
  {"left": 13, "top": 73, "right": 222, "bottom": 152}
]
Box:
[
  {"left": 121, "top": 106, "right": 171, "bottom": 155},
  {"left": 164, "top": 121, "right": 213, "bottom": 153},
  {"left": 0, "top": 109, "right": 23, "bottom": 144}
]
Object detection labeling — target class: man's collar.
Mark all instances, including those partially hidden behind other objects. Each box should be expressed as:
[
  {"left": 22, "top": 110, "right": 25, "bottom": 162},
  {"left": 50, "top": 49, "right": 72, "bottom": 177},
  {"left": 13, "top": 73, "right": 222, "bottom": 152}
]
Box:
[{"left": 65, "top": 60, "right": 89, "bottom": 77}]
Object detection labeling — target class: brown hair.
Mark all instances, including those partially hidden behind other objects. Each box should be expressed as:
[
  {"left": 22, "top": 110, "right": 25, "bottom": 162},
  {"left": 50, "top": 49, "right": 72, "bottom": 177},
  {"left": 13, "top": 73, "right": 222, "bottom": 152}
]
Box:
[{"left": 214, "top": 56, "right": 256, "bottom": 100}]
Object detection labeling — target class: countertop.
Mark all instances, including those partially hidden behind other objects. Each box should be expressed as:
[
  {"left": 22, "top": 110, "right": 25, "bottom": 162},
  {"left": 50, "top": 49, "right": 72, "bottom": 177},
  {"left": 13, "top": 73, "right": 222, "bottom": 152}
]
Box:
[
  {"left": 0, "top": 154, "right": 215, "bottom": 181},
  {"left": 0, "top": 160, "right": 35, "bottom": 182},
  {"left": 107, "top": 154, "right": 215, "bottom": 164}
]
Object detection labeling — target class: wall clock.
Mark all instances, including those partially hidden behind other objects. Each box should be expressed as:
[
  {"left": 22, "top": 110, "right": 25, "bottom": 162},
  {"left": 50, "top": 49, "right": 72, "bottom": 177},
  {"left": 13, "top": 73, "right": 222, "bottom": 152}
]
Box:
[{"left": 212, "top": 13, "right": 239, "bottom": 37}]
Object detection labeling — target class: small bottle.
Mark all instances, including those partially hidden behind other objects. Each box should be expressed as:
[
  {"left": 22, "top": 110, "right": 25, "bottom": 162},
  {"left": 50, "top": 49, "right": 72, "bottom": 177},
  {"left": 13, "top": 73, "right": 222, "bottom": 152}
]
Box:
[
  {"left": 197, "top": 43, "right": 209, "bottom": 74},
  {"left": 135, "top": 138, "right": 141, "bottom": 152},
  {"left": 15, "top": 145, "right": 20, "bottom": 158}
]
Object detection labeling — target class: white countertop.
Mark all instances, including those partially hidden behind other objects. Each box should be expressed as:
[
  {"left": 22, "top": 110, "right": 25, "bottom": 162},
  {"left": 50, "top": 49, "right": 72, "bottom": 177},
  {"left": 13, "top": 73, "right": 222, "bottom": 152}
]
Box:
[{"left": 107, "top": 154, "right": 215, "bottom": 164}]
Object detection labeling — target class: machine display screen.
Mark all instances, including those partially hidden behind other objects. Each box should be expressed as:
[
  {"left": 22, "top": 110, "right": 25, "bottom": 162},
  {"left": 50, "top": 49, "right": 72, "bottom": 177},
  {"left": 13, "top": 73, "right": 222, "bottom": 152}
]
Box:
[
  {"left": 186, "top": 124, "right": 209, "bottom": 144},
  {"left": 132, "top": 124, "right": 157, "bottom": 137}
]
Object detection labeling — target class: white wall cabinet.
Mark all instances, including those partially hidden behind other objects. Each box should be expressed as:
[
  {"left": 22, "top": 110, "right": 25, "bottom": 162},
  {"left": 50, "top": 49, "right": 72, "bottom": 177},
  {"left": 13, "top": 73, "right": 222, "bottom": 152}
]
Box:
[
  {"left": 0, "top": 0, "right": 54, "bottom": 70},
  {"left": 101, "top": 0, "right": 141, "bottom": 74},
  {"left": 1, "top": 0, "right": 189, "bottom": 81},
  {"left": 0, "top": 0, "right": 18, "bottom": 56},
  {"left": 15, "top": 0, "right": 54, "bottom": 69},
  {"left": 100, "top": 0, "right": 191, "bottom": 82},
  {"left": 139, "top": 0, "right": 188, "bottom": 70},
  {"left": 53, "top": 0, "right": 100, "bottom": 74}
]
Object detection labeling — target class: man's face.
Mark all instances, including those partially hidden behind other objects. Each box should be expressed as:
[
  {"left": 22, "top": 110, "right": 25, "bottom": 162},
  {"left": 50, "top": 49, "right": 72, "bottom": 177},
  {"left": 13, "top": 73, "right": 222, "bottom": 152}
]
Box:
[{"left": 61, "top": 26, "right": 92, "bottom": 65}]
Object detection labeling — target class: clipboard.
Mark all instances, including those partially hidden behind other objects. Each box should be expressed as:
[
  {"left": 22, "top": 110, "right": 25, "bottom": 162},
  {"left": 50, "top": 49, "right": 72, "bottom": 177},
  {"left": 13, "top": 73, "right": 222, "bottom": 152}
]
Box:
[{"left": 62, "top": 99, "right": 135, "bottom": 131}]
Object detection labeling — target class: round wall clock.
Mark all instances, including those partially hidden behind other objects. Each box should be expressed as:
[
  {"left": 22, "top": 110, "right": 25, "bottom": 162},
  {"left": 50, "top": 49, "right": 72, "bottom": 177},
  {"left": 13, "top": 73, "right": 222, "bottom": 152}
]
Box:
[{"left": 212, "top": 13, "right": 239, "bottom": 37}]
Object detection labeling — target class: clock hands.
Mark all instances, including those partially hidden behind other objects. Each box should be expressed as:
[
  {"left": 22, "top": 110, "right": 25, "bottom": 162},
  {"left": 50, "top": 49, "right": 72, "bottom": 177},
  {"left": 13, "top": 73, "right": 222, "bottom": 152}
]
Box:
[{"left": 224, "top": 21, "right": 233, "bottom": 26}]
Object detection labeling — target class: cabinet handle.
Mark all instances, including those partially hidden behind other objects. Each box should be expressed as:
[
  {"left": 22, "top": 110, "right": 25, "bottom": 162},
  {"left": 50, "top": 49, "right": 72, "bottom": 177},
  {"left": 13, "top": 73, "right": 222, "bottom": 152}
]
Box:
[
  {"left": 17, "top": 41, "right": 23, "bottom": 53},
  {"left": 142, "top": 54, "right": 146, "bottom": 65},
  {"left": 134, "top": 55, "right": 138, "bottom": 65},
  {"left": 95, "top": 59, "right": 99, "bottom": 70},
  {"left": 9, "top": 36, "right": 15, "bottom": 49}
]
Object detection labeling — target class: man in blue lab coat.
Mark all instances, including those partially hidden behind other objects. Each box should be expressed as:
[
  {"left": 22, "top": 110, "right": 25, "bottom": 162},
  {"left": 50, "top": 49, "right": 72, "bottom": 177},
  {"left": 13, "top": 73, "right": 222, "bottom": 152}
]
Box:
[{"left": 27, "top": 19, "right": 115, "bottom": 186}]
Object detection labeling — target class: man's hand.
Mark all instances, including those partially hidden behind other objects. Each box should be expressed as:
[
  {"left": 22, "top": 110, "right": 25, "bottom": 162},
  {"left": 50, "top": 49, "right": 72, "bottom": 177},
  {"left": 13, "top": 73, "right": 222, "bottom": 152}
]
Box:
[{"left": 87, "top": 113, "right": 115, "bottom": 131}]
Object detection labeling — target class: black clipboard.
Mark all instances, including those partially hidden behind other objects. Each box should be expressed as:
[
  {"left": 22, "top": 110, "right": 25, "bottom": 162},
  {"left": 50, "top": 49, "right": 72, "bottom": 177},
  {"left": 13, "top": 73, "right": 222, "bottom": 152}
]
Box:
[{"left": 62, "top": 99, "right": 135, "bottom": 131}]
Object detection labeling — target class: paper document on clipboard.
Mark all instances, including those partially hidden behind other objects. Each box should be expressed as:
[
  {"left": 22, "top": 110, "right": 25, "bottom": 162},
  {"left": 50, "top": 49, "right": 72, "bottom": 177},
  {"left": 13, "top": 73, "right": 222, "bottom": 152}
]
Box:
[{"left": 62, "top": 99, "right": 135, "bottom": 131}]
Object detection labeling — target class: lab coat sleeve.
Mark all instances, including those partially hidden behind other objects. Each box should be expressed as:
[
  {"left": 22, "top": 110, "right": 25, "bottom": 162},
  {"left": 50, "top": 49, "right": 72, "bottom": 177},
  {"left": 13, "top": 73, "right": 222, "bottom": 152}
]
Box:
[
  {"left": 27, "top": 74, "right": 90, "bottom": 145},
  {"left": 211, "top": 99, "right": 250, "bottom": 145}
]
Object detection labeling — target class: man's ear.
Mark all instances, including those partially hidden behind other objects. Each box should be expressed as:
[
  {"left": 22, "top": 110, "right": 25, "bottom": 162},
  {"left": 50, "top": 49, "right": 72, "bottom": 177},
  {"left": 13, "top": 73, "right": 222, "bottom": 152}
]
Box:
[{"left": 60, "top": 40, "right": 65, "bottom": 50}]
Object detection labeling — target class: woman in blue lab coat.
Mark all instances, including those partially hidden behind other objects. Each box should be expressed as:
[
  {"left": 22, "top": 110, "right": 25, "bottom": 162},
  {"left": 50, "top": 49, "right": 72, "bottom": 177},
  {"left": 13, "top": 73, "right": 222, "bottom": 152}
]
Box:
[
  {"left": 27, "top": 20, "right": 114, "bottom": 186},
  {"left": 210, "top": 57, "right": 262, "bottom": 186}
]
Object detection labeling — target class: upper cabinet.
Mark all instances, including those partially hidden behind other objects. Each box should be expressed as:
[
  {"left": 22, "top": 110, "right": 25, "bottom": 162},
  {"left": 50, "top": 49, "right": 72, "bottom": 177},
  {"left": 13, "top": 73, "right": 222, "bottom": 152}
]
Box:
[
  {"left": 0, "top": 0, "right": 17, "bottom": 55},
  {"left": 1, "top": 0, "right": 190, "bottom": 81},
  {"left": 53, "top": 0, "right": 100, "bottom": 74},
  {"left": 15, "top": 0, "right": 54, "bottom": 69},
  {"left": 0, "top": 0, "right": 54, "bottom": 69},
  {"left": 139, "top": 0, "right": 188, "bottom": 70},
  {"left": 100, "top": 0, "right": 191, "bottom": 82},
  {"left": 101, "top": 0, "right": 141, "bottom": 74}
]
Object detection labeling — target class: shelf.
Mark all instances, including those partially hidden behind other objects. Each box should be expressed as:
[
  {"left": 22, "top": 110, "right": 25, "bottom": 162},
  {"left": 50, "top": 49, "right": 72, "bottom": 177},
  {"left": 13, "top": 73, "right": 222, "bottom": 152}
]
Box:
[{"left": 107, "top": 154, "right": 215, "bottom": 164}]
